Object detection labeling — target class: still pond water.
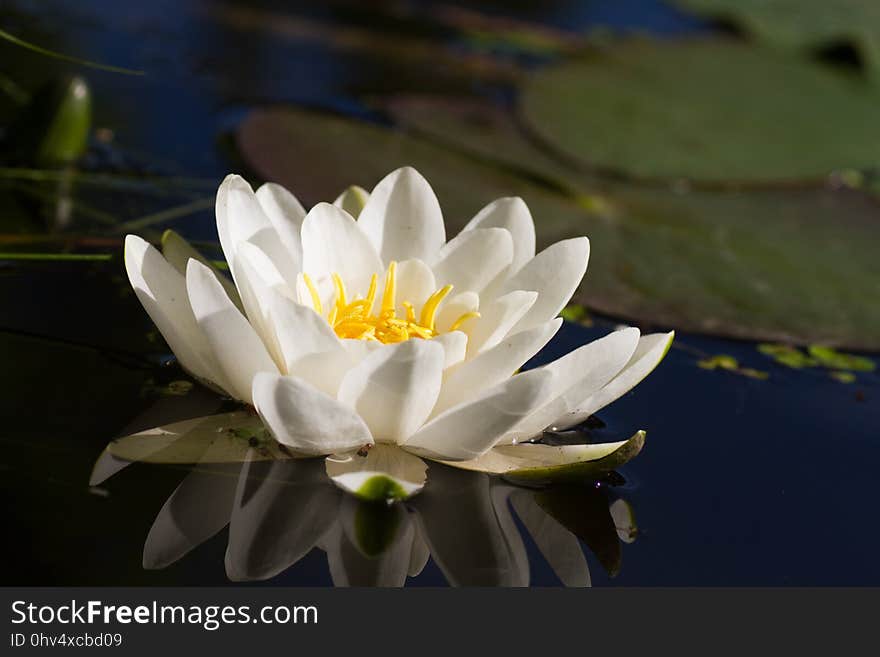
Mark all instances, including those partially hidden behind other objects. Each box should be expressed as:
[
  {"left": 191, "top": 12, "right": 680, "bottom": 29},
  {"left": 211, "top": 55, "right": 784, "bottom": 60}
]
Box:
[{"left": 0, "top": 0, "right": 877, "bottom": 585}]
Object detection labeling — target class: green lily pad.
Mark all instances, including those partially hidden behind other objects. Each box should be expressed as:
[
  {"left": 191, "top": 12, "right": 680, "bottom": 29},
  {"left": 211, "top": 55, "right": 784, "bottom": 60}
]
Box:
[
  {"left": 386, "top": 97, "right": 880, "bottom": 349},
  {"left": 107, "top": 412, "right": 293, "bottom": 463},
  {"left": 236, "top": 106, "right": 573, "bottom": 229},
  {"left": 440, "top": 431, "right": 646, "bottom": 485},
  {"left": 807, "top": 345, "right": 875, "bottom": 371},
  {"left": 383, "top": 95, "right": 575, "bottom": 187},
  {"left": 674, "top": 0, "right": 880, "bottom": 79},
  {"left": 235, "top": 105, "right": 880, "bottom": 349},
  {"left": 521, "top": 39, "right": 880, "bottom": 184},
  {"left": 758, "top": 343, "right": 876, "bottom": 372}
]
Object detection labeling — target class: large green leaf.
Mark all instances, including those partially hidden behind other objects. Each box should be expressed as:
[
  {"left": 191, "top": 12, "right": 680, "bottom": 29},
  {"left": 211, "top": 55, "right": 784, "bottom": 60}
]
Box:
[
  {"left": 521, "top": 39, "right": 880, "bottom": 184},
  {"left": 674, "top": 0, "right": 880, "bottom": 79},
  {"left": 235, "top": 106, "right": 880, "bottom": 349}
]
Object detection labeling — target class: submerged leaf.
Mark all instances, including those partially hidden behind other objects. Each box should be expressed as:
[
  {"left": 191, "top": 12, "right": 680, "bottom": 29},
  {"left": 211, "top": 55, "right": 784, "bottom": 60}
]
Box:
[{"left": 829, "top": 371, "right": 857, "bottom": 384}]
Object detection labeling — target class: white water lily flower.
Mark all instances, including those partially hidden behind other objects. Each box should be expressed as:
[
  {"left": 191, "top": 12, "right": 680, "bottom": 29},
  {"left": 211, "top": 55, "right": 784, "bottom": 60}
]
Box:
[{"left": 124, "top": 166, "right": 673, "bottom": 499}]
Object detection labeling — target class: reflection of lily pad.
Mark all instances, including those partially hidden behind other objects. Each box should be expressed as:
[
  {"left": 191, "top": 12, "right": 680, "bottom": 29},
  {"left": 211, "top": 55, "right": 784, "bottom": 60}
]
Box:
[
  {"left": 442, "top": 431, "right": 645, "bottom": 485},
  {"left": 674, "top": 0, "right": 880, "bottom": 79},
  {"left": 522, "top": 40, "right": 880, "bottom": 183},
  {"left": 534, "top": 485, "right": 622, "bottom": 577},
  {"left": 108, "top": 412, "right": 291, "bottom": 463},
  {"left": 236, "top": 106, "right": 880, "bottom": 349}
]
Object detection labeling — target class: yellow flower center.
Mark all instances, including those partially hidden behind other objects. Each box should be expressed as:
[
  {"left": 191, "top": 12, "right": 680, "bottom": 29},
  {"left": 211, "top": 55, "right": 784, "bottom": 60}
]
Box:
[{"left": 302, "top": 262, "right": 480, "bottom": 344}]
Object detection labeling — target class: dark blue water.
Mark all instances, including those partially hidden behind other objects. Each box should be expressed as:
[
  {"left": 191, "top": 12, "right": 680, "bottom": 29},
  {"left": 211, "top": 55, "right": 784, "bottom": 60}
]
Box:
[{"left": 0, "top": 0, "right": 877, "bottom": 586}]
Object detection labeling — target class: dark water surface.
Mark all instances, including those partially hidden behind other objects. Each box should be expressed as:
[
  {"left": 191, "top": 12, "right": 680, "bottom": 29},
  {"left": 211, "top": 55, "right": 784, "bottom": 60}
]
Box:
[{"left": 0, "top": 1, "right": 877, "bottom": 586}]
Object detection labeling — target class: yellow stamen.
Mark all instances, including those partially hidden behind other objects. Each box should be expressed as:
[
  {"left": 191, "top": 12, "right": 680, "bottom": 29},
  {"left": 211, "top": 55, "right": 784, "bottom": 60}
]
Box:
[
  {"left": 364, "top": 274, "right": 378, "bottom": 315},
  {"left": 325, "top": 264, "right": 472, "bottom": 344},
  {"left": 449, "top": 311, "right": 481, "bottom": 332},
  {"left": 419, "top": 284, "right": 453, "bottom": 332},
  {"left": 332, "top": 273, "right": 347, "bottom": 309},
  {"left": 381, "top": 261, "right": 397, "bottom": 316},
  {"left": 302, "top": 273, "right": 323, "bottom": 316}
]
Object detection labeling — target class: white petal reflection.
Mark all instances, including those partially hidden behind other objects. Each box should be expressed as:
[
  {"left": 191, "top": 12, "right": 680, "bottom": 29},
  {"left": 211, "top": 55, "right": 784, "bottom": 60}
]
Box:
[
  {"left": 226, "top": 459, "right": 340, "bottom": 581},
  {"left": 98, "top": 412, "right": 637, "bottom": 586},
  {"left": 144, "top": 462, "right": 241, "bottom": 570},
  {"left": 411, "top": 465, "right": 527, "bottom": 586},
  {"left": 509, "top": 489, "right": 591, "bottom": 587}
]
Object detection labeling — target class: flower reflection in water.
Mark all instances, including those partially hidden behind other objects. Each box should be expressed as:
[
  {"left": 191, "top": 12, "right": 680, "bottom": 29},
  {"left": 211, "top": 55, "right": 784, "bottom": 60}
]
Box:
[{"left": 93, "top": 415, "right": 639, "bottom": 587}]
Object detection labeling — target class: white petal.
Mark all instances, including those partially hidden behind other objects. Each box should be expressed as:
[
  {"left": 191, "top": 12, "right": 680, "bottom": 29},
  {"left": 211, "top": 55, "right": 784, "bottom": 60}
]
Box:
[
  {"left": 301, "top": 202, "right": 383, "bottom": 298},
  {"left": 267, "top": 291, "right": 344, "bottom": 373},
  {"left": 253, "top": 372, "right": 373, "bottom": 455},
  {"left": 125, "top": 235, "right": 228, "bottom": 391},
  {"left": 337, "top": 340, "right": 444, "bottom": 443},
  {"left": 402, "top": 368, "right": 554, "bottom": 461},
  {"left": 234, "top": 242, "right": 295, "bottom": 370},
  {"left": 500, "top": 237, "right": 590, "bottom": 333},
  {"left": 161, "top": 229, "right": 243, "bottom": 313},
  {"left": 433, "top": 318, "right": 561, "bottom": 415},
  {"left": 510, "top": 489, "right": 590, "bottom": 587},
  {"left": 465, "top": 290, "right": 537, "bottom": 356},
  {"left": 186, "top": 259, "right": 278, "bottom": 403},
  {"left": 325, "top": 444, "right": 428, "bottom": 501},
  {"left": 434, "top": 291, "right": 479, "bottom": 334},
  {"left": 333, "top": 185, "right": 370, "bottom": 218},
  {"left": 216, "top": 174, "right": 299, "bottom": 288},
  {"left": 393, "top": 258, "right": 436, "bottom": 316},
  {"left": 255, "top": 182, "right": 306, "bottom": 274},
  {"left": 504, "top": 327, "right": 640, "bottom": 442},
  {"left": 432, "top": 331, "right": 468, "bottom": 369},
  {"left": 555, "top": 331, "right": 675, "bottom": 429},
  {"left": 358, "top": 166, "right": 446, "bottom": 263},
  {"left": 431, "top": 227, "right": 513, "bottom": 294},
  {"left": 464, "top": 196, "right": 536, "bottom": 275}
]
